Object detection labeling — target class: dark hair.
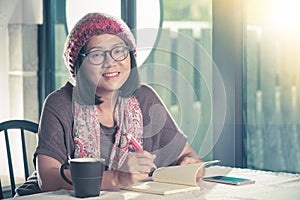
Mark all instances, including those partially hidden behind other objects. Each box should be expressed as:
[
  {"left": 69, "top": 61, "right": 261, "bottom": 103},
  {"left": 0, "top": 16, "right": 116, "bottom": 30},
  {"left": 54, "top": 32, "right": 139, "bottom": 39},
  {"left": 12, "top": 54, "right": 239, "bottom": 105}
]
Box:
[
  {"left": 74, "top": 50, "right": 140, "bottom": 105},
  {"left": 119, "top": 51, "right": 140, "bottom": 97}
]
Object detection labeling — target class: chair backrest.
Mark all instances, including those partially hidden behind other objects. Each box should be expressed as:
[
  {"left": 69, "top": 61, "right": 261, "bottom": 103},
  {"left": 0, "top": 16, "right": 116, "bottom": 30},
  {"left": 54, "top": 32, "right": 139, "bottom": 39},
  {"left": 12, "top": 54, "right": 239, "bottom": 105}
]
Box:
[{"left": 0, "top": 120, "right": 38, "bottom": 198}]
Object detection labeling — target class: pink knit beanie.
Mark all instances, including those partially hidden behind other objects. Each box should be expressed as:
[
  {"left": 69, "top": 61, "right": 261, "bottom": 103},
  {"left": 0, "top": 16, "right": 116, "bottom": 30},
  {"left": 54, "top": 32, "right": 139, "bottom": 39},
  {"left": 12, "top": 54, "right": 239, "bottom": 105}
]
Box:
[{"left": 63, "top": 12, "right": 136, "bottom": 78}]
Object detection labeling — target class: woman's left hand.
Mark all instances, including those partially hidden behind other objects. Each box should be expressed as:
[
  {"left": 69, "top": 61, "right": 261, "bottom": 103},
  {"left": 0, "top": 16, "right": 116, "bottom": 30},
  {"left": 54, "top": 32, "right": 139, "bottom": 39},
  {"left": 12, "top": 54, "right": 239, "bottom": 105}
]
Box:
[
  {"left": 176, "top": 144, "right": 204, "bottom": 181},
  {"left": 178, "top": 155, "right": 204, "bottom": 180}
]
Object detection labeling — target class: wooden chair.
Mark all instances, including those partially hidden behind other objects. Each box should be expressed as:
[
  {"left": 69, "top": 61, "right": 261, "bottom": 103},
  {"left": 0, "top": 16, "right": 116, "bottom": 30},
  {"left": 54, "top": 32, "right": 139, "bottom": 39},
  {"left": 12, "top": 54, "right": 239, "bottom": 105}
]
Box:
[
  {"left": 0, "top": 120, "right": 38, "bottom": 198},
  {"left": 0, "top": 179, "right": 3, "bottom": 199}
]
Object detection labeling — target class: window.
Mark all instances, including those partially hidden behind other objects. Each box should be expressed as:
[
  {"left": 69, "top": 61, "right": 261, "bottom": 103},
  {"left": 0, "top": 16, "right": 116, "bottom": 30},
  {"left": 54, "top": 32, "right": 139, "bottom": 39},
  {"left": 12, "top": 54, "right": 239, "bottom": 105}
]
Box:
[
  {"left": 140, "top": 0, "right": 213, "bottom": 160},
  {"left": 246, "top": 0, "right": 300, "bottom": 173}
]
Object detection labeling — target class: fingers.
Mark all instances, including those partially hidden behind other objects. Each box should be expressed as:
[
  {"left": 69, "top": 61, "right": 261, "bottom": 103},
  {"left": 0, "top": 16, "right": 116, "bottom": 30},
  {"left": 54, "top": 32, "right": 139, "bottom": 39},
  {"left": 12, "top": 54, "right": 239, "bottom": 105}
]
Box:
[
  {"left": 130, "top": 151, "right": 156, "bottom": 173},
  {"left": 114, "top": 170, "right": 149, "bottom": 187},
  {"left": 121, "top": 151, "right": 156, "bottom": 173},
  {"left": 179, "top": 156, "right": 204, "bottom": 180},
  {"left": 179, "top": 156, "right": 200, "bottom": 165},
  {"left": 133, "top": 151, "right": 156, "bottom": 165},
  {"left": 196, "top": 168, "right": 205, "bottom": 181}
]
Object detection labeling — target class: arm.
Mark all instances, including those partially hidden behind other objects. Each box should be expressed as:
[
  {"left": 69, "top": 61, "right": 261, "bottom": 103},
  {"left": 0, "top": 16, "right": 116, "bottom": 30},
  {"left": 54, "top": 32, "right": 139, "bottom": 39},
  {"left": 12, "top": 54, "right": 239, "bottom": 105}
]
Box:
[
  {"left": 37, "top": 152, "right": 154, "bottom": 191},
  {"left": 36, "top": 155, "right": 72, "bottom": 191}
]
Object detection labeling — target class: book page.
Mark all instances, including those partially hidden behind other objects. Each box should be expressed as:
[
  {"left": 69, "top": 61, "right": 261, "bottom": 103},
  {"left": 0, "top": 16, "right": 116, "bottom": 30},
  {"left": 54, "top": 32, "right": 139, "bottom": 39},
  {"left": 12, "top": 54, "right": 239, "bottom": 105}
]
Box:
[
  {"left": 152, "top": 160, "right": 220, "bottom": 186},
  {"left": 128, "top": 181, "right": 200, "bottom": 195},
  {"left": 125, "top": 160, "right": 220, "bottom": 195}
]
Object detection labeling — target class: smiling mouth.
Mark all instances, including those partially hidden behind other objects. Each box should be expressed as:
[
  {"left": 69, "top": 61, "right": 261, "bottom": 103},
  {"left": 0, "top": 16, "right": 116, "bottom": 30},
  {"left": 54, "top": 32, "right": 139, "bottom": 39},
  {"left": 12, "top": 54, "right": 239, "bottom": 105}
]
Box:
[{"left": 102, "top": 72, "right": 120, "bottom": 78}]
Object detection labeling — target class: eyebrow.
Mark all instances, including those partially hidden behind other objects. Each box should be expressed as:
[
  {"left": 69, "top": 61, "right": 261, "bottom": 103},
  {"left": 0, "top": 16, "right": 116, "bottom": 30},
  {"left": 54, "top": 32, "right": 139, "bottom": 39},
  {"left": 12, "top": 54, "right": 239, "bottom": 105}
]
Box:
[{"left": 86, "top": 42, "right": 126, "bottom": 52}]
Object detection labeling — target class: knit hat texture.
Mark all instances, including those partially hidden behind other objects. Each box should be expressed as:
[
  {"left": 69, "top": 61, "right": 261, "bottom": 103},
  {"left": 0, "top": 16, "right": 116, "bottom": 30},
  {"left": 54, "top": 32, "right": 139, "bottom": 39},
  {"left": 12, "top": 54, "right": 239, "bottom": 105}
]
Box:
[{"left": 63, "top": 12, "right": 136, "bottom": 78}]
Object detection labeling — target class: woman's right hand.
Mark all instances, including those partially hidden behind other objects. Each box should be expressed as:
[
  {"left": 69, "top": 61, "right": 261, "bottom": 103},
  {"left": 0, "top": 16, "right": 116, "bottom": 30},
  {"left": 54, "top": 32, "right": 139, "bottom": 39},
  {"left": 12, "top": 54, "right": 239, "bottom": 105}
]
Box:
[
  {"left": 102, "top": 151, "right": 156, "bottom": 189},
  {"left": 119, "top": 151, "right": 156, "bottom": 174},
  {"left": 112, "top": 170, "right": 149, "bottom": 188}
]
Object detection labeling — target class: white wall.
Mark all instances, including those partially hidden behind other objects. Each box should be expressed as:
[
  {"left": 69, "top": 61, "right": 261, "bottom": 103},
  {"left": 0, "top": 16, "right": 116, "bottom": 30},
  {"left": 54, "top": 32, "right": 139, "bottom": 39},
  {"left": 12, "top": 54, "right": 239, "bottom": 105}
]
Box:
[{"left": 0, "top": 0, "right": 42, "bottom": 186}]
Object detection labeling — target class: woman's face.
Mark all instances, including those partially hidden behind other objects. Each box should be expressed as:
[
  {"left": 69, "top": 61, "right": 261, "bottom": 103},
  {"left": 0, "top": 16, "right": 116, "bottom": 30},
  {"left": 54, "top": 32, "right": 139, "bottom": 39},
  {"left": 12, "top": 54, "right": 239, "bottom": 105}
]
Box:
[{"left": 79, "top": 34, "right": 131, "bottom": 96}]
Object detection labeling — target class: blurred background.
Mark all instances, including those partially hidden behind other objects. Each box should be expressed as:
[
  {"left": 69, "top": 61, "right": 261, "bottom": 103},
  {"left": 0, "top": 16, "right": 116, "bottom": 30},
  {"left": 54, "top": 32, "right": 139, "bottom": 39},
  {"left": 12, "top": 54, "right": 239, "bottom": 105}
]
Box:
[{"left": 1, "top": 0, "right": 299, "bottom": 192}]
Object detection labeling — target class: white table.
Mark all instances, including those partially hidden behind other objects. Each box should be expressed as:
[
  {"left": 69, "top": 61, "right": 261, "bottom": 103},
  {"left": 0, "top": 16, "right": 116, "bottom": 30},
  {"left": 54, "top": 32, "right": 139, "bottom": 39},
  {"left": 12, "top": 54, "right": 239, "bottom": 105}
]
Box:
[{"left": 10, "top": 166, "right": 300, "bottom": 200}]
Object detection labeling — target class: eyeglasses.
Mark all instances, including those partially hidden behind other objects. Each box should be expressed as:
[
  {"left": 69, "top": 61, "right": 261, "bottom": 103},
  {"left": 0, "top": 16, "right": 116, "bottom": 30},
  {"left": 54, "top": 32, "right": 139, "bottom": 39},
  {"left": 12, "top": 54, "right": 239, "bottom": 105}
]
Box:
[{"left": 80, "top": 46, "right": 130, "bottom": 65}]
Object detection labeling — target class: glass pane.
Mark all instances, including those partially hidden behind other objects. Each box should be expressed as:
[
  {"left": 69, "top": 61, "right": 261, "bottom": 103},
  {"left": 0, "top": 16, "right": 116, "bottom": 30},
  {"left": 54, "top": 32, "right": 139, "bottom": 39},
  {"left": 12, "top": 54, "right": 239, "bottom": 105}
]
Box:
[
  {"left": 136, "top": 0, "right": 161, "bottom": 66},
  {"left": 139, "top": 0, "right": 213, "bottom": 160},
  {"left": 246, "top": 0, "right": 300, "bottom": 173}
]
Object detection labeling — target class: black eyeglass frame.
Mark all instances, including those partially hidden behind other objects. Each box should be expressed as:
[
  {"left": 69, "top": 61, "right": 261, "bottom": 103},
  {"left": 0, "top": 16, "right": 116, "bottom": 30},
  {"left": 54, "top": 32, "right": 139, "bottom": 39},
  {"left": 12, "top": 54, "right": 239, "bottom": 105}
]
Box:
[{"left": 80, "top": 45, "right": 131, "bottom": 65}]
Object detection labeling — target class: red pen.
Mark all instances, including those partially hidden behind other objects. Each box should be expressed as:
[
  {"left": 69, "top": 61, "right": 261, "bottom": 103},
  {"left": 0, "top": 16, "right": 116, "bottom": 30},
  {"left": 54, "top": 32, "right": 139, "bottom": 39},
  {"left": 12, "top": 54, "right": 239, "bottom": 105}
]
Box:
[
  {"left": 128, "top": 135, "right": 157, "bottom": 171},
  {"left": 129, "top": 136, "right": 143, "bottom": 151}
]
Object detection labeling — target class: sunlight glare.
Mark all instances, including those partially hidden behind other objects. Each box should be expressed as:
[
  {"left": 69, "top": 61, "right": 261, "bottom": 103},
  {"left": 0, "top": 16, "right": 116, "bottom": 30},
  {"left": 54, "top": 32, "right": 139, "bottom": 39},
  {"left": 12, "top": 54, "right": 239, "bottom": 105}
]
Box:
[{"left": 269, "top": 0, "right": 300, "bottom": 34}]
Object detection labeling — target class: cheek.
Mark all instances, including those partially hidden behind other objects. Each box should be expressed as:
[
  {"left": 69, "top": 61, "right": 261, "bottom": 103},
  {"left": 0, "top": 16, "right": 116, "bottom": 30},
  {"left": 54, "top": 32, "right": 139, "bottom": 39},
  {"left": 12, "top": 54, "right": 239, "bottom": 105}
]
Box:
[
  {"left": 80, "top": 64, "right": 102, "bottom": 84},
  {"left": 123, "top": 57, "right": 132, "bottom": 71},
  {"left": 123, "top": 60, "right": 131, "bottom": 78}
]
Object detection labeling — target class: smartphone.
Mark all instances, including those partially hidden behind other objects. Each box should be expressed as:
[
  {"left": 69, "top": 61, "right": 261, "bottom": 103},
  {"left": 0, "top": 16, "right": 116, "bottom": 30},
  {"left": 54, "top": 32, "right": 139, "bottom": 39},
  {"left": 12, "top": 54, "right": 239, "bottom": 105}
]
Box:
[{"left": 203, "top": 176, "right": 255, "bottom": 185}]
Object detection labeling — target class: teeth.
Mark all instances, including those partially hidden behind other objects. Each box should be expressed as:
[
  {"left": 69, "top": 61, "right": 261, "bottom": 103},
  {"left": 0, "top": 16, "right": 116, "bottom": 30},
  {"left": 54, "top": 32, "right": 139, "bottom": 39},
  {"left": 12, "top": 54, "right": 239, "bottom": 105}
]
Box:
[{"left": 103, "top": 72, "right": 118, "bottom": 77}]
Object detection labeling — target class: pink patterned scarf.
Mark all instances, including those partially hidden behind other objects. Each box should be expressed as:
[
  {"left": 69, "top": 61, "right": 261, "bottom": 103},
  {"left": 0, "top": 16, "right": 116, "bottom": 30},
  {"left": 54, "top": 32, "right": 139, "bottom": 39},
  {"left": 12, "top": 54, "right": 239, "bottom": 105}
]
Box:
[{"left": 72, "top": 96, "right": 143, "bottom": 170}]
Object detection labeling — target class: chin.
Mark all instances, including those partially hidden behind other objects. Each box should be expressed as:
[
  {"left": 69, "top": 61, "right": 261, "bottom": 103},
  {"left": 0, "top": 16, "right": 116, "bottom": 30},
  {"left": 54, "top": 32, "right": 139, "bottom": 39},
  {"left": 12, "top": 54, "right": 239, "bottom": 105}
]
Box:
[{"left": 97, "top": 84, "right": 122, "bottom": 92}]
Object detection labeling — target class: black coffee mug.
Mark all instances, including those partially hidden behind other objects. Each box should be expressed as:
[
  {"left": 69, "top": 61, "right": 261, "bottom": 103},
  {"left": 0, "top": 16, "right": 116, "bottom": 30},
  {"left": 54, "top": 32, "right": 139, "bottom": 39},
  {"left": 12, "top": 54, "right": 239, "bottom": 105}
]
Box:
[{"left": 60, "top": 158, "right": 105, "bottom": 198}]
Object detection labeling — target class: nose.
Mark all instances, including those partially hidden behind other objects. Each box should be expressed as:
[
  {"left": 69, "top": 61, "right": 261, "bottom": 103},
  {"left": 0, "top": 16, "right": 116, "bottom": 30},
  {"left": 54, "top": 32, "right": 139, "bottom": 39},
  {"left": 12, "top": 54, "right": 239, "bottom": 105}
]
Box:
[{"left": 102, "top": 52, "right": 116, "bottom": 68}]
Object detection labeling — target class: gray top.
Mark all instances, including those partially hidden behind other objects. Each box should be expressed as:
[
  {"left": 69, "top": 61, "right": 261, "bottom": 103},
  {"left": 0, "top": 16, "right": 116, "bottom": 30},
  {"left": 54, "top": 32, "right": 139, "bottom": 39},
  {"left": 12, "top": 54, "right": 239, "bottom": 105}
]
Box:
[{"left": 35, "top": 82, "right": 187, "bottom": 168}]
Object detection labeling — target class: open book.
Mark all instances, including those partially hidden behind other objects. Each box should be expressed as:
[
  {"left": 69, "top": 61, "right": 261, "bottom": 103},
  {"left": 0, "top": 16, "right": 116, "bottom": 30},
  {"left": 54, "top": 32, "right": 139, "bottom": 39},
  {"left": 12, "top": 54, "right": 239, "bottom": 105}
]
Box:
[{"left": 126, "top": 160, "right": 220, "bottom": 195}]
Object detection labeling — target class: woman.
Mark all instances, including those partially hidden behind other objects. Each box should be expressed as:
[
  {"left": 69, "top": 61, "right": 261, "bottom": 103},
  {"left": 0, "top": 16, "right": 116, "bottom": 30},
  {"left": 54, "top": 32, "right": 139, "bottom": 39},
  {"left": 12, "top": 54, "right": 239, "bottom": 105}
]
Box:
[{"left": 17, "top": 12, "right": 203, "bottom": 195}]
